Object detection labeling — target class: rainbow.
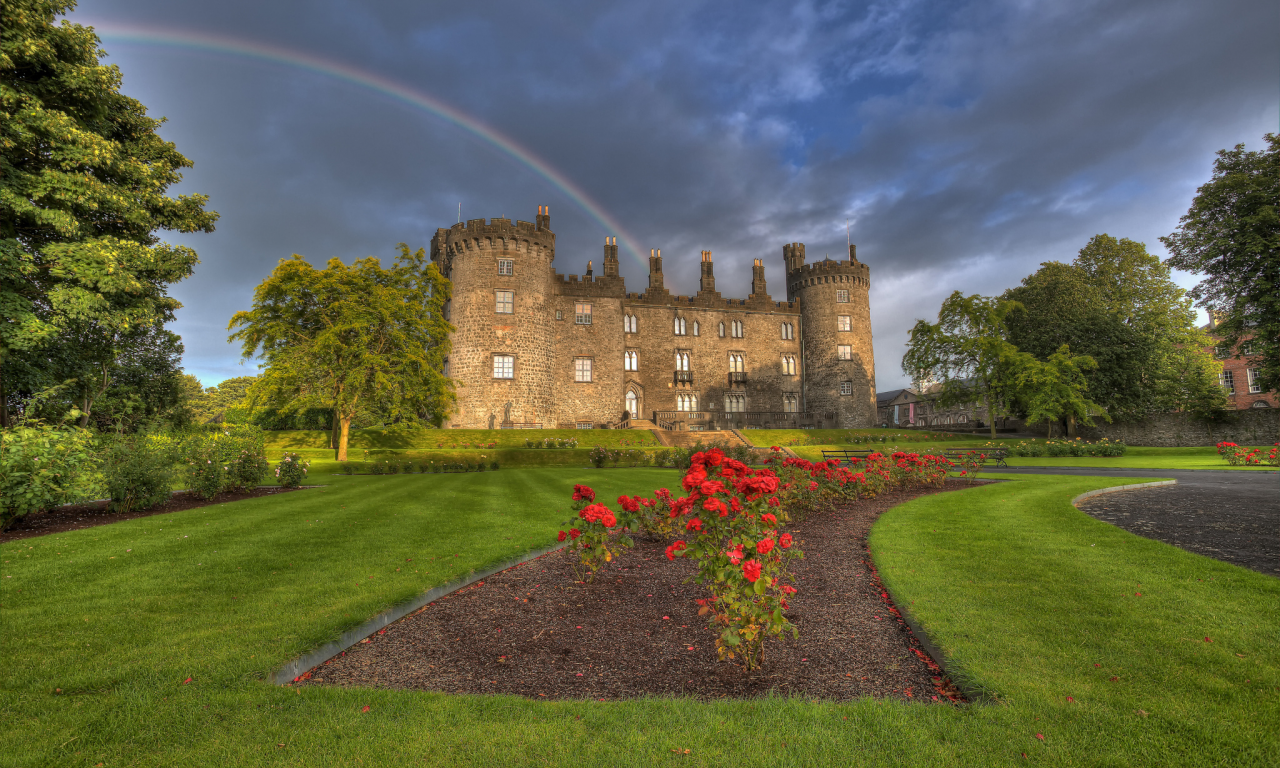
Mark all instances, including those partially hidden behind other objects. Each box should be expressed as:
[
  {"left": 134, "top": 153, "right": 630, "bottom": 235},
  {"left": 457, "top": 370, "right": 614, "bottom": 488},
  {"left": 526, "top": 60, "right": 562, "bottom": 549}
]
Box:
[{"left": 88, "top": 22, "right": 647, "bottom": 267}]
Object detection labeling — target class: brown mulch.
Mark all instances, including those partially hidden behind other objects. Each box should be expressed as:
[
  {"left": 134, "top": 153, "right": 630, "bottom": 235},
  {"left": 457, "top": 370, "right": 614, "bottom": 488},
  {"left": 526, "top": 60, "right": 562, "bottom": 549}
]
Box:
[
  {"left": 299, "top": 482, "right": 968, "bottom": 703},
  {"left": 0, "top": 486, "right": 309, "bottom": 543}
]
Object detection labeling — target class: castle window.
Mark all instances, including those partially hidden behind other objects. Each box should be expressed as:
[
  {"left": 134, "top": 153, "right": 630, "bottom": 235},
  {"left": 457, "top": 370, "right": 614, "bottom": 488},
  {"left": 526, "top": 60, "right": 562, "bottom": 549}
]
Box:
[
  {"left": 693, "top": 321, "right": 700, "bottom": 336},
  {"left": 575, "top": 302, "right": 592, "bottom": 324},
  {"left": 575, "top": 357, "right": 593, "bottom": 383},
  {"left": 728, "top": 353, "right": 745, "bottom": 373},
  {"left": 730, "top": 320, "right": 744, "bottom": 338},
  {"left": 783, "top": 393, "right": 798, "bottom": 413},
  {"left": 838, "top": 315, "right": 852, "bottom": 332},
  {"left": 724, "top": 393, "right": 746, "bottom": 413},
  {"left": 1248, "top": 369, "right": 1261, "bottom": 394},
  {"left": 677, "top": 393, "right": 698, "bottom": 411},
  {"left": 840, "top": 381, "right": 853, "bottom": 395},
  {"left": 837, "top": 345, "right": 852, "bottom": 360},
  {"left": 493, "top": 355, "right": 514, "bottom": 379},
  {"left": 625, "top": 351, "right": 638, "bottom": 371},
  {"left": 674, "top": 317, "right": 687, "bottom": 335},
  {"left": 782, "top": 355, "right": 796, "bottom": 375},
  {"left": 836, "top": 289, "right": 849, "bottom": 303},
  {"left": 719, "top": 321, "right": 726, "bottom": 337},
  {"left": 497, "top": 259, "right": 514, "bottom": 276},
  {"left": 495, "top": 290, "right": 514, "bottom": 314},
  {"left": 675, "top": 351, "right": 690, "bottom": 371},
  {"left": 555, "top": 310, "right": 563, "bottom": 320},
  {"left": 781, "top": 322, "right": 794, "bottom": 340},
  {"left": 624, "top": 314, "right": 638, "bottom": 333}
]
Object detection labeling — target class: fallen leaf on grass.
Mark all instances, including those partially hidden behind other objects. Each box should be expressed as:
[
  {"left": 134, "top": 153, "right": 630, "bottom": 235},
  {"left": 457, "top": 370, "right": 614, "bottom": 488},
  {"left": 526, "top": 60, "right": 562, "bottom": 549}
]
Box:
[
  {"left": 1136, "top": 709, "right": 1148, "bottom": 717},
  {"left": 1035, "top": 733, "right": 1045, "bottom": 741},
  {"left": 361, "top": 705, "right": 370, "bottom": 712},
  {"left": 1066, "top": 696, "right": 1074, "bottom": 702},
  {"left": 1204, "top": 637, "right": 1213, "bottom": 643},
  {"left": 182, "top": 677, "right": 192, "bottom": 685}
]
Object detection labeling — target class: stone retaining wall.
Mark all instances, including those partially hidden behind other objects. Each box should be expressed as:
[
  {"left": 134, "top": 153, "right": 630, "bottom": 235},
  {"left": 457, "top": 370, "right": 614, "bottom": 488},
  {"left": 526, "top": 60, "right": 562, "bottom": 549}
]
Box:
[{"left": 1024, "top": 409, "right": 1279, "bottom": 447}]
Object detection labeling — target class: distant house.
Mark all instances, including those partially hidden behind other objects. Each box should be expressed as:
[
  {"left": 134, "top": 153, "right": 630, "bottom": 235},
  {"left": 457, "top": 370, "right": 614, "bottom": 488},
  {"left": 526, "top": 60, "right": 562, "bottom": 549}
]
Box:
[
  {"left": 876, "top": 383, "right": 990, "bottom": 428},
  {"left": 1204, "top": 316, "right": 1276, "bottom": 410}
]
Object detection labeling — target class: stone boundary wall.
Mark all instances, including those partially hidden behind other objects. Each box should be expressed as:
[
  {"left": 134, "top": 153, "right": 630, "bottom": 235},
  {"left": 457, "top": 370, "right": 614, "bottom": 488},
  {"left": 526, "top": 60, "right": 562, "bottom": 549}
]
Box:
[{"left": 1024, "top": 409, "right": 1279, "bottom": 447}]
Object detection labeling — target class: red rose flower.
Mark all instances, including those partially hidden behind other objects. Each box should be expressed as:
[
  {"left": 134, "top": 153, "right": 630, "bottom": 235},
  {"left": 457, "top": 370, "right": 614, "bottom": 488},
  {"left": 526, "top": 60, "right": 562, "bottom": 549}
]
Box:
[
  {"left": 569, "top": 528, "right": 582, "bottom": 540},
  {"left": 686, "top": 517, "right": 703, "bottom": 532},
  {"left": 757, "top": 538, "right": 775, "bottom": 555},
  {"left": 779, "top": 532, "right": 793, "bottom": 549},
  {"left": 727, "top": 544, "right": 744, "bottom": 565},
  {"left": 781, "top": 584, "right": 797, "bottom": 595},
  {"left": 601, "top": 512, "right": 617, "bottom": 528},
  {"left": 768, "top": 496, "right": 780, "bottom": 507},
  {"left": 557, "top": 530, "right": 567, "bottom": 542},
  {"left": 699, "top": 480, "right": 727, "bottom": 497},
  {"left": 702, "top": 497, "right": 728, "bottom": 516},
  {"left": 730, "top": 497, "right": 742, "bottom": 513},
  {"left": 665, "top": 540, "right": 687, "bottom": 560},
  {"left": 808, "top": 481, "right": 818, "bottom": 491},
  {"left": 572, "top": 484, "right": 596, "bottom": 502},
  {"left": 742, "top": 560, "right": 763, "bottom": 582},
  {"left": 761, "top": 513, "right": 777, "bottom": 526}
]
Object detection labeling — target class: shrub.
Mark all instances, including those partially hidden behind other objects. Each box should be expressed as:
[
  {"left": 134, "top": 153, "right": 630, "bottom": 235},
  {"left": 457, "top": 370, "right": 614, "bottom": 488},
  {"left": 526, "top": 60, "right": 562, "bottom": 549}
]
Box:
[
  {"left": 275, "top": 452, "right": 310, "bottom": 488},
  {"left": 556, "top": 484, "right": 636, "bottom": 582},
  {"left": 402, "top": 461, "right": 415, "bottom": 474},
  {"left": 180, "top": 425, "right": 269, "bottom": 498},
  {"left": 341, "top": 462, "right": 355, "bottom": 475},
  {"left": 102, "top": 435, "right": 175, "bottom": 513},
  {"left": 0, "top": 426, "right": 104, "bottom": 530},
  {"left": 490, "top": 460, "right": 500, "bottom": 470}
]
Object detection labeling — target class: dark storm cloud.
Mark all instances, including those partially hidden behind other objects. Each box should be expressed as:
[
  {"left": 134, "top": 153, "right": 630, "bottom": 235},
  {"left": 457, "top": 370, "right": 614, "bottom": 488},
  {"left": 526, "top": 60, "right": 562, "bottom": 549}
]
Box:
[{"left": 75, "top": 0, "right": 1278, "bottom": 388}]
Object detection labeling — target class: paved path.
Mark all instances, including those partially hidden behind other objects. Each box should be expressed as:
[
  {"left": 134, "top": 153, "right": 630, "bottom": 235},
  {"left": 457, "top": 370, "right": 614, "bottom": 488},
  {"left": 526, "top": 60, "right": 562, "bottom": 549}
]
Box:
[{"left": 990, "top": 468, "right": 1279, "bottom": 577}]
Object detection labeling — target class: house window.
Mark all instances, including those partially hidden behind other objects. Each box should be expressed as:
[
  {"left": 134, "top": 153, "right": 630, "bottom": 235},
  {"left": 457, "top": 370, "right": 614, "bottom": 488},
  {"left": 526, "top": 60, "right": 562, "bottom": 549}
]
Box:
[
  {"left": 497, "top": 259, "right": 513, "bottom": 276},
  {"left": 625, "top": 351, "right": 638, "bottom": 371},
  {"left": 493, "top": 355, "right": 514, "bottom": 379},
  {"left": 837, "top": 345, "right": 853, "bottom": 360},
  {"left": 783, "top": 393, "right": 798, "bottom": 413},
  {"left": 782, "top": 355, "right": 796, "bottom": 375},
  {"left": 677, "top": 393, "right": 698, "bottom": 411},
  {"left": 781, "top": 322, "right": 794, "bottom": 340},
  {"left": 495, "top": 290, "right": 514, "bottom": 314},
  {"left": 836, "top": 289, "right": 849, "bottom": 303},
  {"left": 675, "top": 351, "right": 690, "bottom": 371},
  {"left": 674, "top": 317, "right": 687, "bottom": 335},
  {"left": 1213, "top": 344, "right": 1231, "bottom": 359},
  {"left": 730, "top": 320, "right": 744, "bottom": 338},
  {"left": 1248, "top": 369, "right": 1261, "bottom": 394},
  {"left": 574, "top": 357, "right": 593, "bottom": 383},
  {"left": 624, "top": 314, "right": 638, "bottom": 333},
  {"left": 1219, "top": 369, "right": 1234, "bottom": 393},
  {"left": 724, "top": 393, "right": 746, "bottom": 413},
  {"left": 575, "top": 302, "right": 592, "bottom": 325},
  {"left": 838, "top": 315, "right": 852, "bottom": 331},
  {"left": 1242, "top": 341, "right": 1256, "bottom": 356},
  {"left": 840, "top": 381, "right": 853, "bottom": 395},
  {"left": 728, "top": 353, "right": 745, "bottom": 373},
  {"left": 719, "top": 321, "right": 726, "bottom": 337}
]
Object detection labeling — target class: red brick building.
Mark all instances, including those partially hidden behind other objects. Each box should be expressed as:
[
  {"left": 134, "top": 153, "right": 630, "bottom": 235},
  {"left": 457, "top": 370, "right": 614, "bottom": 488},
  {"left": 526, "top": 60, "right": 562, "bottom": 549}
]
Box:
[{"left": 1205, "top": 318, "right": 1277, "bottom": 410}]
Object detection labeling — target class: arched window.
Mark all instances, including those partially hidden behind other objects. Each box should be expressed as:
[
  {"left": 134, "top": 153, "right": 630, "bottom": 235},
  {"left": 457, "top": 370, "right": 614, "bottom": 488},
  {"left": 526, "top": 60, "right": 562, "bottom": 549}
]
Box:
[
  {"left": 724, "top": 393, "right": 746, "bottom": 413},
  {"left": 728, "top": 354, "right": 745, "bottom": 372},
  {"left": 624, "top": 314, "right": 638, "bottom": 333},
  {"left": 626, "top": 390, "right": 639, "bottom": 417},
  {"left": 718, "top": 321, "right": 726, "bottom": 337},
  {"left": 677, "top": 393, "right": 698, "bottom": 411},
  {"left": 781, "top": 355, "right": 796, "bottom": 375},
  {"left": 730, "top": 320, "right": 744, "bottom": 338},
  {"left": 692, "top": 320, "right": 700, "bottom": 336},
  {"left": 674, "top": 316, "right": 687, "bottom": 335},
  {"left": 624, "top": 351, "right": 638, "bottom": 371},
  {"left": 781, "top": 322, "right": 794, "bottom": 340},
  {"left": 783, "top": 394, "right": 798, "bottom": 413},
  {"left": 675, "top": 351, "right": 690, "bottom": 371}
]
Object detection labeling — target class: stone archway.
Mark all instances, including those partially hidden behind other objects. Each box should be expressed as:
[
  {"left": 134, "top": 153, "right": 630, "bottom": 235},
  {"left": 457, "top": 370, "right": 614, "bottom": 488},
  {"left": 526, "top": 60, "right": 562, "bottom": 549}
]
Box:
[
  {"left": 624, "top": 380, "right": 644, "bottom": 420},
  {"left": 626, "top": 390, "right": 638, "bottom": 418}
]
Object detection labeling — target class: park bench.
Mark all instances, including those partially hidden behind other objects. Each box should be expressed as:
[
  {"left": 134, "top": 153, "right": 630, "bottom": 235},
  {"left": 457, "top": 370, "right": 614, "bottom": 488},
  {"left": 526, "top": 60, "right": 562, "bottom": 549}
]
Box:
[
  {"left": 941, "top": 447, "right": 1009, "bottom": 468},
  {"left": 820, "top": 449, "right": 875, "bottom": 465}
]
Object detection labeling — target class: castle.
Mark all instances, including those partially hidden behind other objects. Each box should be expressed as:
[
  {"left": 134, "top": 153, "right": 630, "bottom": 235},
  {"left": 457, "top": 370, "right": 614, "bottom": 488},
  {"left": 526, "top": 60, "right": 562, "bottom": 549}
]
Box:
[{"left": 430, "top": 206, "right": 877, "bottom": 431}]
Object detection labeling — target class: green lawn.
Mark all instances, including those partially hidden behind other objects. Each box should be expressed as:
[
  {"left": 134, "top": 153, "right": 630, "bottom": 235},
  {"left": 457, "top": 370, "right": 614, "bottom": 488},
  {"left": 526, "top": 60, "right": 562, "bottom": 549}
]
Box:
[
  {"left": 264, "top": 427, "right": 658, "bottom": 452},
  {"left": 3, "top": 470, "right": 1277, "bottom": 765},
  {"left": 790, "top": 444, "right": 1278, "bottom": 471}
]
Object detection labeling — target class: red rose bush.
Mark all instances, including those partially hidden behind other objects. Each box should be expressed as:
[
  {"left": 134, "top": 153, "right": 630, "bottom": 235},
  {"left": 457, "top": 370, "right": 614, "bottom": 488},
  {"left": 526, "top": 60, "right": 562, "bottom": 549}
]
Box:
[{"left": 558, "top": 485, "right": 637, "bottom": 582}]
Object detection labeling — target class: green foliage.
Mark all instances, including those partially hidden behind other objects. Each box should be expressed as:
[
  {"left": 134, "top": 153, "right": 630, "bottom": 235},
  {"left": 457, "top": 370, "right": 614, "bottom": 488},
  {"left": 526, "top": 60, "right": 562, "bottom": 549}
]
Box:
[
  {"left": 101, "top": 433, "right": 175, "bottom": 513},
  {"left": 1013, "top": 345, "right": 1108, "bottom": 436},
  {"left": 180, "top": 425, "right": 269, "bottom": 499},
  {"left": 273, "top": 452, "right": 310, "bottom": 489},
  {"left": 0, "top": 425, "right": 103, "bottom": 529},
  {"left": 996, "top": 438, "right": 1127, "bottom": 457},
  {"left": 902, "top": 292, "right": 1023, "bottom": 436},
  {"left": 227, "top": 245, "right": 454, "bottom": 461},
  {"left": 1163, "top": 133, "right": 1279, "bottom": 395},
  {"left": 0, "top": 1, "right": 217, "bottom": 426}
]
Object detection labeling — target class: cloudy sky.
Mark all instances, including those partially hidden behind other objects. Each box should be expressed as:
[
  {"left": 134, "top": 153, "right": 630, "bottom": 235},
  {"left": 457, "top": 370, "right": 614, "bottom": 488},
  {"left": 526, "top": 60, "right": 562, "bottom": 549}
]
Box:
[{"left": 71, "top": 0, "right": 1278, "bottom": 390}]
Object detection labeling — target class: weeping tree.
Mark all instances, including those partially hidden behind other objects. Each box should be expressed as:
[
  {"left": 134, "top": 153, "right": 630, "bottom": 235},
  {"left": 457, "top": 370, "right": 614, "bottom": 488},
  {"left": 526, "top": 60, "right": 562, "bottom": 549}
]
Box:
[
  {"left": 902, "top": 292, "right": 1024, "bottom": 438},
  {"left": 227, "top": 245, "right": 454, "bottom": 460}
]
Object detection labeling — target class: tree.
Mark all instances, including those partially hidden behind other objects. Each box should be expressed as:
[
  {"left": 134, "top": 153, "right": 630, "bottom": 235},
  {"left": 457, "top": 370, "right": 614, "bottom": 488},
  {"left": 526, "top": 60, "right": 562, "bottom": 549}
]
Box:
[
  {"left": 902, "top": 292, "right": 1023, "bottom": 438},
  {"left": 1015, "top": 345, "right": 1107, "bottom": 438},
  {"left": 1162, "top": 133, "right": 1279, "bottom": 395},
  {"left": 228, "top": 245, "right": 454, "bottom": 460},
  {"left": 0, "top": 0, "right": 218, "bottom": 427}
]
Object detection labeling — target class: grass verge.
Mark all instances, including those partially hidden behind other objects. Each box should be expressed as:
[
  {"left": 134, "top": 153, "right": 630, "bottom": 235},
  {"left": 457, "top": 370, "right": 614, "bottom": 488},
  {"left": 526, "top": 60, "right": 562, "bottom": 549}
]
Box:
[
  {"left": 263, "top": 428, "right": 658, "bottom": 452},
  {"left": 2, "top": 471, "right": 1276, "bottom": 765}
]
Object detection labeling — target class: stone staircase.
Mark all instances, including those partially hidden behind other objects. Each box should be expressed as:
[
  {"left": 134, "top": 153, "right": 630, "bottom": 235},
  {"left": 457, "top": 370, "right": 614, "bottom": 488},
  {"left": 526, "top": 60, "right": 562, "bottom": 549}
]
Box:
[{"left": 657, "top": 429, "right": 753, "bottom": 449}]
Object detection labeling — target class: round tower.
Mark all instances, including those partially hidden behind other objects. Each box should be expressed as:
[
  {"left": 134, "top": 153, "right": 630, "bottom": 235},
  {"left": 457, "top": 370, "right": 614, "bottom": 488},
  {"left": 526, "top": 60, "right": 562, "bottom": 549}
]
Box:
[
  {"left": 785, "top": 243, "right": 876, "bottom": 428},
  {"left": 431, "top": 207, "right": 557, "bottom": 428}
]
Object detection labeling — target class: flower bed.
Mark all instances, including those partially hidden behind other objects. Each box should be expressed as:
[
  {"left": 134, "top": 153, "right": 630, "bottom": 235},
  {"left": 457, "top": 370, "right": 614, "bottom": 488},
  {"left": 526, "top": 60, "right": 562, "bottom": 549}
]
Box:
[
  {"left": 994, "top": 437, "right": 1127, "bottom": 457},
  {"left": 1216, "top": 441, "right": 1280, "bottom": 467}
]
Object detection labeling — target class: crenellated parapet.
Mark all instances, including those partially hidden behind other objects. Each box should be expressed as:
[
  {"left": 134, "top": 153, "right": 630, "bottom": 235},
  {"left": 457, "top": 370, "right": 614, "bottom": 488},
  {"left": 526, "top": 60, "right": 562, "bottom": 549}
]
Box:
[{"left": 430, "top": 213, "right": 556, "bottom": 280}]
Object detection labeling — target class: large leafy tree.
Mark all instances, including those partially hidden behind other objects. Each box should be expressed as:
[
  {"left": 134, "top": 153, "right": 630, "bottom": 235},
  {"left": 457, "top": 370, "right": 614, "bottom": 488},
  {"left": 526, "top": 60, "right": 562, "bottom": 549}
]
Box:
[
  {"left": 1, "top": 0, "right": 217, "bottom": 426},
  {"left": 228, "top": 245, "right": 454, "bottom": 460},
  {"left": 1015, "top": 345, "right": 1106, "bottom": 438},
  {"left": 902, "top": 292, "right": 1023, "bottom": 438},
  {"left": 1162, "top": 133, "right": 1279, "bottom": 395}
]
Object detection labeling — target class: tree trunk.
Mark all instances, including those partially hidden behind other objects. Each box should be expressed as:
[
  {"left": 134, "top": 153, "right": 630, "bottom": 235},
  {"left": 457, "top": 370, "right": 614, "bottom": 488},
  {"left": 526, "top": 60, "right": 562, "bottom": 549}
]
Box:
[
  {"left": 329, "top": 411, "right": 339, "bottom": 450},
  {"left": 337, "top": 414, "right": 352, "bottom": 461},
  {"left": 79, "top": 394, "right": 91, "bottom": 428},
  {"left": 986, "top": 393, "right": 997, "bottom": 438},
  {"left": 0, "top": 366, "right": 8, "bottom": 429},
  {"left": 1067, "top": 414, "right": 1077, "bottom": 438}
]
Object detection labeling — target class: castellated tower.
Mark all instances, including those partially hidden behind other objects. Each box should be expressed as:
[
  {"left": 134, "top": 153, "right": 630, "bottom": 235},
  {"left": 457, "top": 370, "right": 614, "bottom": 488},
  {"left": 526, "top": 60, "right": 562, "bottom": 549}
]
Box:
[
  {"left": 430, "top": 207, "right": 557, "bottom": 429},
  {"left": 785, "top": 242, "right": 877, "bottom": 428}
]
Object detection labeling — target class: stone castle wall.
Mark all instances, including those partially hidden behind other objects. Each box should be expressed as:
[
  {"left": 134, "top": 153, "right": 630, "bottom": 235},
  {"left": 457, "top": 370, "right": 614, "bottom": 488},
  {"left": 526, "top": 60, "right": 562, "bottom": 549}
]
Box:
[
  {"left": 434, "top": 209, "right": 877, "bottom": 429},
  {"left": 1030, "top": 409, "right": 1280, "bottom": 447}
]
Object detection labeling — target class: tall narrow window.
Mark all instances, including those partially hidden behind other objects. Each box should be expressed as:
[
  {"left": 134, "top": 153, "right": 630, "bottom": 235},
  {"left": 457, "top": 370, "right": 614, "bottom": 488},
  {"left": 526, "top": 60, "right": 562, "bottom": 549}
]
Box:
[
  {"left": 838, "top": 315, "right": 852, "bottom": 331},
  {"left": 495, "top": 290, "right": 514, "bottom": 314},
  {"left": 497, "top": 259, "right": 514, "bottom": 276},
  {"left": 1248, "top": 368, "right": 1261, "bottom": 394},
  {"left": 837, "top": 345, "right": 852, "bottom": 360},
  {"left": 574, "top": 357, "right": 593, "bottom": 383},
  {"left": 730, "top": 320, "right": 744, "bottom": 338},
  {"left": 624, "top": 314, "right": 638, "bottom": 333},
  {"left": 624, "top": 351, "right": 638, "bottom": 371},
  {"left": 692, "top": 320, "right": 700, "bottom": 336},
  {"left": 493, "top": 355, "right": 514, "bottom": 379},
  {"left": 728, "top": 353, "right": 745, "bottom": 372},
  {"left": 783, "top": 393, "right": 798, "bottom": 412},
  {"left": 781, "top": 354, "right": 796, "bottom": 375},
  {"left": 1219, "top": 369, "right": 1234, "bottom": 393},
  {"left": 575, "top": 302, "right": 592, "bottom": 325},
  {"left": 781, "top": 322, "right": 794, "bottom": 340},
  {"left": 724, "top": 393, "right": 746, "bottom": 413},
  {"left": 719, "top": 321, "right": 726, "bottom": 337},
  {"left": 677, "top": 393, "right": 698, "bottom": 411},
  {"left": 674, "top": 317, "right": 687, "bottom": 335},
  {"left": 675, "top": 351, "right": 690, "bottom": 371},
  {"left": 836, "top": 289, "right": 849, "bottom": 303}
]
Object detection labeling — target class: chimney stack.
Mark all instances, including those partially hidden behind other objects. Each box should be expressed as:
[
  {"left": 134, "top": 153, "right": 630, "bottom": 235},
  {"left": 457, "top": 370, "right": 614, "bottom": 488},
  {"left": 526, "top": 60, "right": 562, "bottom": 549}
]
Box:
[
  {"left": 602, "top": 236, "right": 619, "bottom": 277},
  {"left": 848, "top": 243, "right": 858, "bottom": 263},
  {"left": 536, "top": 205, "right": 551, "bottom": 231},
  {"left": 648, "top": 248, "right": 664, "bottom": 290},
  {"left": 750, "top": 258, "right": 767, "bottom": 297},
  {"left": 699, "top": 250, "right": 715, "bottom": 293}
]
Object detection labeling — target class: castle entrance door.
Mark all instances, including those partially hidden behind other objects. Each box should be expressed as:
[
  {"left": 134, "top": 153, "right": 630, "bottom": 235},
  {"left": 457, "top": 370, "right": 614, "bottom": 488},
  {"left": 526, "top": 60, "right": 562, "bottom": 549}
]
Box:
[{"left": 626, "top": 390, "right": 639, "bottom": 418}]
